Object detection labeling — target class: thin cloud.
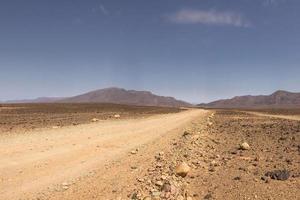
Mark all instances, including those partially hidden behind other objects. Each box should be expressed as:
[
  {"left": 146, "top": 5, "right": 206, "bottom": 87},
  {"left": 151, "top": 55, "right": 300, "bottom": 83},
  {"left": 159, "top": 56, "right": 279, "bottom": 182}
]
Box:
[
  {"left": 167, "top": 9, "right": 251, "bottom": 27},
  {"left": 92, "top": 4, "right": 109, "bottom": 15},
  {"left": 99, "top": 4, "right": 109, "bottom": 15},
  {"left": 262, "top": 0, "right": 286, "bottom": 6}
]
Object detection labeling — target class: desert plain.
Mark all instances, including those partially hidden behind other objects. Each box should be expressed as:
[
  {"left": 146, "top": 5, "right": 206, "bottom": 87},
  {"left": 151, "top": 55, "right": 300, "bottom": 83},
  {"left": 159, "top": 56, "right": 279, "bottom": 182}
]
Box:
[{"left": 0, "top": 104, "right": 299, "bottom": 200}]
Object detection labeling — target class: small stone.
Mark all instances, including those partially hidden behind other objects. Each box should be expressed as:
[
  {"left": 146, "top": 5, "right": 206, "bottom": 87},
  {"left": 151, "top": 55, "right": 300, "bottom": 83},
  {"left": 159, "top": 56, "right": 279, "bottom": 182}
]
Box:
[
  {"left": 137, "top": 178, "right": 144, "bottom": 182},
  {"left": 91, "top": 118, "right": 99, "bottom": 122},
  {"left": 131, "top": 150, "right": 137, "bottom": 154},
  {"left": 204, "top": 193, "right": 213, "bottom": 199},
  {"left": 151, "top": 191, "right": 161, "bottom": 197},
  {"left": 62, "top": 186, "right": 69, "bottom": 190},
  {"left": 155, "top": 181, "right": 163, "bottom": 187},
  {"left": 175, "top": 162, "right": 190, "bottom": 177},
  {"left": 62, "top": 182, "right": 69, "bottom": 186},
  {"left": 183, "top": 131, "right": 191, "bottom": 137},
  {"left": 114, "top": 114, "right": 121, "bottom": 118},
  {"left": 161, "top": 182, "right": 171, "bottom": 192},
  {"left": 265, "top": 170, "right": 290, "bottom": 181},
  {"left": 240, "top": 142, "right": 250, "bottom": 150},
  {"left": 210, "top": 160, "right": 218, "bottom": 167},
  {"left": 131, "top": 166, "right": 138, "bottom": 170},
  {"left": 156, "top": 163, "right": 162, "bottom": 168}
]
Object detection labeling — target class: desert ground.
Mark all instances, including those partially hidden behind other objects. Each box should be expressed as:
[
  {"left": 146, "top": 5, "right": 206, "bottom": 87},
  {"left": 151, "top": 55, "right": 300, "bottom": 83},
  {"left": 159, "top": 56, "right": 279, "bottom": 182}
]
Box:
[
  {"left": 0, "top": 105, "right": 299, "bottom": 200},
  {"left": 0, "top": 103, "right": 181, "bottom": 134}
]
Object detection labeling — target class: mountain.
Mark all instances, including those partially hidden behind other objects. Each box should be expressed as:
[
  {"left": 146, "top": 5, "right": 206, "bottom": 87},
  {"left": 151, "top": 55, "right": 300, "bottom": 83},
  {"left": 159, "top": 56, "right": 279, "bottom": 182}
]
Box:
[
  {"left": 3, "top": 88, "right": 191, "bottom": 107},
  {"left": 4, "top": 97, "right": 65, "bottom": 104},
  {"left": 199, "top": 90, "right": 300, "bottom": 108},
  {"left": 60, "top": 87, "right": 191, "bottom": 107}
]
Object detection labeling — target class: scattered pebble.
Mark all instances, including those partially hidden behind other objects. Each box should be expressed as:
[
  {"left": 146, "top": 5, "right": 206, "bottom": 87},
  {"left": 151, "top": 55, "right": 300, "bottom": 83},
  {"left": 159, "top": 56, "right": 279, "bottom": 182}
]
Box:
[
  {"left": 175, "top": 162, "right": 190, "bottom": 177},
  {"left": 240, "top": 142, "right": 250, "bottom": 150}
]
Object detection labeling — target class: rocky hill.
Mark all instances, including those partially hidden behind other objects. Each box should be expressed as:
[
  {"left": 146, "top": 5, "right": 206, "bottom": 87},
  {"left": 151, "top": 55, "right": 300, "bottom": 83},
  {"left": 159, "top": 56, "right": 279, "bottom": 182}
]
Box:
[
  {"left": 199, "top": 90, "right": 300, "bottom": 108},
  {"left": 60, "top": 87, "right": 191, "bottom": 107}
]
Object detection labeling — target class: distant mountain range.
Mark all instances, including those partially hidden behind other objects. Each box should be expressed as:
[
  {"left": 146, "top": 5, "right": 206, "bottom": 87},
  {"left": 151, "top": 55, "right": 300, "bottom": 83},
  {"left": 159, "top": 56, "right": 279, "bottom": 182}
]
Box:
[
  {"left": 4, "top": 97, "right": 65, "bottom": 104},
  {"left": 199, "top": 90, "right": 300, "bottom": 108},
  {"left": 3, "top": 87, "right": 191, "bottom": 107}
]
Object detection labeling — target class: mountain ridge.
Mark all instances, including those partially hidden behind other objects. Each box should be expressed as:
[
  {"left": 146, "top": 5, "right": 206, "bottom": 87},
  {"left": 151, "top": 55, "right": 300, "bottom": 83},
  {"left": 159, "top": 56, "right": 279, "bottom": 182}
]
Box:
[
  {"left": 199, "top": 90, "right": 300, "bottom": 108},
  {"left": 60, "top": 87, "right": 191, "bottom": 107},
  {"left": 3, "top": 87, "right": 191, "bottom": 107}
]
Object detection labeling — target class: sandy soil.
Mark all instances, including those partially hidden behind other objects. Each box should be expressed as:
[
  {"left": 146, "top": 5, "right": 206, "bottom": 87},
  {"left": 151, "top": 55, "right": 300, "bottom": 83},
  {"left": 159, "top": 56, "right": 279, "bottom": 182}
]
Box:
[
  {"left": 1, "top": 108, "right": 299, "bottom": 200},
  {"left": 0, "top": 109, "right": 206, "bottom": 200}
]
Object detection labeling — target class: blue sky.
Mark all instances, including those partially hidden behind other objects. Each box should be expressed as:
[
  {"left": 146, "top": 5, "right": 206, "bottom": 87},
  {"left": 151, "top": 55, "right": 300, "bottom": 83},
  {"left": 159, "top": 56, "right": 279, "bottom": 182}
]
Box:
[{"left": 0, "top": 0, "right": 299, "bottom": 103}]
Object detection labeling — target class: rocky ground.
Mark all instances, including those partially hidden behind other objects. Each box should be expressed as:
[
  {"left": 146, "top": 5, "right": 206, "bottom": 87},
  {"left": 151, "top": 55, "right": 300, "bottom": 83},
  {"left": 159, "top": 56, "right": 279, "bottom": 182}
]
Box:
[
  {"left": 1, "top": 108, "right": 299, "bottom": 200},
  {"left": 0, "top": 103, "right": 181, "bottom": 134},
  {"left": 129, "top": 110, "right": 300, "bottom": 200}
]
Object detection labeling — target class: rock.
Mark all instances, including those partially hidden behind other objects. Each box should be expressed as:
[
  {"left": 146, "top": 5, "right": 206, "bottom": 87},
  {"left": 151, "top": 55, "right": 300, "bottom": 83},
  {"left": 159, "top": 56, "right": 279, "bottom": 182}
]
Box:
[
  {"left": 240, "top": 142, "right": 250, "bottom": 150},
  {"left": 151, "top": 191, "right": 161, "bottom": 198},
  {"left": 156, "top": 163, "right": 162, "bottom": 168},
  {"left": 91, "top": 118, "right": 99, "bottom": 122},
  {"left": 131, "top": 166, "right": 138, "bottom": 170},
  {"left": 62, "top": 182, "right": 69, "bottom": 186},
  {"left": 175, "top": 162, "right": 190, "bottom": 177},
  {"left": 131, "top": 150, "right": 137, "bottom": 155},
  {"left": 114, "top": 114, "right": 120, "bottom": 118},
  {"left": 52, "top": 126, "right": 60, "bottom": 129},
  {"left": 204, "top": 193, "right": 213, "bottom": 199},
  {"left": 161, "top": 182, "right": 171, "bottom": 192},
  {"left": 207, "top": 122, "right": 213, "bottom": 126},
  {"left": 130, "top": 192, "right": 138, "bottom": 199},
  {"left": 210, "top": 160, "right": 218, "bottom": 167},
  {"left": 137, "top": 178, "right": 144, "bottom": 182},
  {"left": 183, "top": 131, "right": 191, "bottom": 137},
  {"left": 62, "top": 186, "right": 69, "bottom": 190},
  {"left": 265, "top": 170, "right": 290, "bottom": 181},
  {"left": 155, "top": 180, "right": 163, "bottom": 187}
]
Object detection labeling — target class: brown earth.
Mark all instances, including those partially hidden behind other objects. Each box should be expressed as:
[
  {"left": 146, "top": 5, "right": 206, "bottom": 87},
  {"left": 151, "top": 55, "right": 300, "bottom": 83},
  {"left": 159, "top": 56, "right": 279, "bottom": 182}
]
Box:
[
  {"left": 0, "top": 103, "right": 182, "bottom": 134},
  {"left": 0, "top": 108, "right": 299, "bottom": 200},
  {"left": 127, "top": 110, "right": 300, "bottom": 200},
  {"left": 0, "top": 108, "right": 205, "bottom": 200}
]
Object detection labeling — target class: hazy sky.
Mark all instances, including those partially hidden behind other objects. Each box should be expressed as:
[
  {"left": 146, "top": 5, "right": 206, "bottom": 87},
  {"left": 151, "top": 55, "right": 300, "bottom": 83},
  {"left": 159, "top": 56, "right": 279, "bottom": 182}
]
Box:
[{"left": 1, "top": 0, "right": 300, "bottom": 103}]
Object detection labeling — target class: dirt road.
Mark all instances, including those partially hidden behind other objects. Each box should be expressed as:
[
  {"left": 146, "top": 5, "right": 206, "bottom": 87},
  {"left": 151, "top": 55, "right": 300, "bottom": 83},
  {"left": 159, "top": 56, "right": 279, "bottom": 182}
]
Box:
[{"left": 0, "top": 109, "right": 207, "bottom": 200}]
